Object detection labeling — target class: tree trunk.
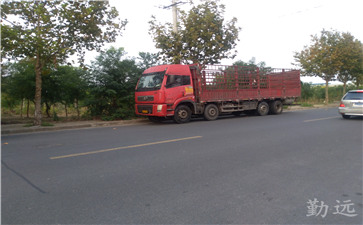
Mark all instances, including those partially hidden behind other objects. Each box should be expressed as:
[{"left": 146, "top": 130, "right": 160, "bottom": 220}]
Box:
[
  {"left": 45, "top": 102, "right": 51, "bottom": 118},
  {"left": 26, "top": 99, "right": 30, "bottom": 118},
  {"left": 34, "top": 54, "right": 42, "bottom": 126},
  {"left": 325, "top": 79, "right": 329, "bottom": 104},
  {"left": 75, "top": 99, "right": 80, "bottom": 119},
  {"left": 20, "top": 98, "right": 24, "bottom": 118},
  {"left": 343, "top": 81, "right": 347, "bottom": 95},
  {"left": 355, "top": 74, "right": 362, "bottom": 88},
  {"left": 65, "top": 104, "right": 68, "bottom": 118}
]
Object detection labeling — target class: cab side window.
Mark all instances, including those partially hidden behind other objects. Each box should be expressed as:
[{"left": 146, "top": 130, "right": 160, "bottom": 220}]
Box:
[{"left": 166, "top": 75, "right": 190, "bottom": 88}]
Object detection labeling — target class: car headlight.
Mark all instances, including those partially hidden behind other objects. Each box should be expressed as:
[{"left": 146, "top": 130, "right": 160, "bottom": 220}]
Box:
[{"left": 157, "top": 105, "right": 163, "bottom": 112}]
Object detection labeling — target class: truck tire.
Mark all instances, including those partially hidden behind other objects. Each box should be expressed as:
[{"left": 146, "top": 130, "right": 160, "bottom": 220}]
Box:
[
  {"left": 257, "top": 102, "right": 269, "bottom": 116},
  {"left": 269, "top": 100, "right": 283, "bottom": 114},
  {"left": 204, "top": 104, "right": 219, "bottom": 121},
  {"left": 174, "top": 105, "right": 192, "bottom": 123}
]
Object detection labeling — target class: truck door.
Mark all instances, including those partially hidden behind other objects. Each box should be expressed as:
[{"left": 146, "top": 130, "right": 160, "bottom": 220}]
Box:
[{"left": 164, "top": 74, "right": 193, "bottom": 105}]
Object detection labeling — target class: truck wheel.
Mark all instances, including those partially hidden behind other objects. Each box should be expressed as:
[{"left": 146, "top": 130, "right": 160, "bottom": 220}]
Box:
[
  {"left": 257, "top": 102, "right": 269, "bottom": 116},
  {"left": 204, "top": 104, "right": 219, "bottom": 121},
  {"left": 174, "top": 105, "right": 192, "bottom": 123},
  {"left": 269, "top": 100, "right": 283, "bottom": 114}
]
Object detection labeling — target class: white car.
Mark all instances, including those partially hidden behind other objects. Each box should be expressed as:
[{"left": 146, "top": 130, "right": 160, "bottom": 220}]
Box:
[{"left": 338, "top": 90, "right": 363, "bottom": 119}]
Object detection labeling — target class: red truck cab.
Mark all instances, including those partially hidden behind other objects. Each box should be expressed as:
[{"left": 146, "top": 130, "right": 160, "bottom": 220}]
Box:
[{"left": 135, "top": 64, "right": 196, "bottom": 121}]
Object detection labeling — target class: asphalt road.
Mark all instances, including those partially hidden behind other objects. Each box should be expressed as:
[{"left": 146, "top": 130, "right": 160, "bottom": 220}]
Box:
[{"left": 2, "top": 108, "right": 362, "bottom": 224}]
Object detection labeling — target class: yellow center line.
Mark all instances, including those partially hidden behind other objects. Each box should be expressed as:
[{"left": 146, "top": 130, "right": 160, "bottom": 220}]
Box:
[
  {"left": 50, "top": 136, "right": 202, "bottom": 160},
  {"left": 304, "top": 116, "right": 340, "bottom": 123}
]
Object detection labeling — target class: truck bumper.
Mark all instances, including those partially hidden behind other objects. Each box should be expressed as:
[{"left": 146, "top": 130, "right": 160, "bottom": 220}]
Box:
[{"left": 135, "top": 104, "right": 170, "bottom": 117}]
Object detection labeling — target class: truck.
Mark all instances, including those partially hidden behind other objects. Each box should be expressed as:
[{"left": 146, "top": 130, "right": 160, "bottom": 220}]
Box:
[{"left": 135, "top": 64, "right": 301, "bottom": 123}]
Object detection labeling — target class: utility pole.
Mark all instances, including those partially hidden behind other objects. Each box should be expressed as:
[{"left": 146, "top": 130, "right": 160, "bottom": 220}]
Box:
[
  {"left": 159, "top": 0, "right": 187, "bottom": 64},
  {"left": 161, "top": 1, "right": 187, "bottom": 34},
  {"left": 172, "top": 0, "right": 178, "bottom": 33}
]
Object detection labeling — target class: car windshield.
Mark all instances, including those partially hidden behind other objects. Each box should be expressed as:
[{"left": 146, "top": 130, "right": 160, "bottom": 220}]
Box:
[
  {"left": 343, "top": 92, "right": 363, "bottom": 100},
  {"left": 136, "top": 72, "right": 165, "bottom": 92}
]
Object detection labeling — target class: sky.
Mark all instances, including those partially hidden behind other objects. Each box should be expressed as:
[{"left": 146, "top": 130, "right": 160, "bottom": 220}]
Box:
[{"left": 102, "top": 0, "right": 363, "bottom": 84}]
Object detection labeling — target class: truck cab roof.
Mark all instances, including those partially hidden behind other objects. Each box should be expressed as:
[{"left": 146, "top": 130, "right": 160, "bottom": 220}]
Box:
[{"left": 143, "top": 64, "right": 192, "bottom": 76}]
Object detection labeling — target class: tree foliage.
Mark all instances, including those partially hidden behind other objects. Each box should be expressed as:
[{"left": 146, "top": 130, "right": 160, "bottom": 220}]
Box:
[
  {"left": 1, "top": 1, "right": 127, "bottom": 125},
  {"left": 85, "top": 47, "right": 142, "bottom": 120},
  {"left": 42, "top": 66, "right": 88, "bottom": 118},
  {"left": 149, "top": 0, "right": 240, "bottom": 64},
  {"left": 335, "top": 33, "right": 363, "bottom": 91},
  {"left": 2, "top": 60, "right": 36, "bottom": 103},
  {"left": 137, "top": 52, "right": 161, "bottom": 71},
  {"left": 233, "top": 58, "right": 272, "bottom": 72}
]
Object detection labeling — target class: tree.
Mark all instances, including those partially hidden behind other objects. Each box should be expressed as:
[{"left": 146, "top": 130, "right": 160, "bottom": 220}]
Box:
[
  {"left": 294, "top": 30, "right": 342, "bottom": 104},
  {"left": 1, "top": 1, "right": 127, "bottom": 125},
  {"left": 336, "top": 33, "right": 363, "bottom": 92},
  {"left": 149, "top": 0, "right": 240, "bottom": 64},
  {"left": 85, "top": 47, "right": 142, "bottom": 120}
]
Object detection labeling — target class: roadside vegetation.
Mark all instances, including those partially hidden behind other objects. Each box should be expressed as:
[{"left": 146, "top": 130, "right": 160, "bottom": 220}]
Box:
[{"left": 297, "top": 82, "right": 362, "bottom": 106}]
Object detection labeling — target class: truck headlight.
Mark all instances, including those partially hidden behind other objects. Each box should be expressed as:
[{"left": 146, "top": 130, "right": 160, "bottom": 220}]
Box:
[{"left": 157, "top": 105, "right": 163, "bottom": 112}]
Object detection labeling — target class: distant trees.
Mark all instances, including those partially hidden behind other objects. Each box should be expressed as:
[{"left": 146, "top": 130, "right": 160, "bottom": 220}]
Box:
[
  {"left": 42, "top": 66, "right": 88, "bottom": 119},
  {"left": 294, "top": 29, "right": 363, "bottom": 103},
  {"left": 149, "top": 0, "right": 240, "bottom": 64},
  {"left": 300, "top": 82, "right": 358, "bottom": 103},
  {"left": 233, "top": 58, "right": 272, "bottom": 73},
  {"left": 2, "top": 60, "right": 88, "bottom": 119},
  {"left": 1, "top": 47, "right": 156, "bottom": 121},
  {"left": 1, "top": 60, "right": 35, "bottom": 118}
]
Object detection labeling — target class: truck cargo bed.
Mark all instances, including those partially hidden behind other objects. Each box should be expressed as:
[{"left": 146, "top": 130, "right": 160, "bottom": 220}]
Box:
[{"left": 191, "top": 65, "right": 301, "bottom": 103}]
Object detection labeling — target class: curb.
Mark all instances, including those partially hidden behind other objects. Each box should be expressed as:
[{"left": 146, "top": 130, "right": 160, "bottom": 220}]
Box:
[{"left": 1, "top": 119, "right": 149, "bottom": 135}]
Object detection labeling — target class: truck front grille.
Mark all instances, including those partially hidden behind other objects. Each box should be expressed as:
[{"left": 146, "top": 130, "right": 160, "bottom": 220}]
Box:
[{"left": 137, "top": 95, "right": 154, "bottom": 102}]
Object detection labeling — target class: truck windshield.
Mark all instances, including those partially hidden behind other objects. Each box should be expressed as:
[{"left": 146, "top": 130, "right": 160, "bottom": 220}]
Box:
[{"left": 136, "top": 72, "right": 165, "bottom": 92}]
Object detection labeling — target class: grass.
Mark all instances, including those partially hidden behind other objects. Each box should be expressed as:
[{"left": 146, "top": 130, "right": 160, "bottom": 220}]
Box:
[
  {"left": 300, "top": 102, "right": 314, "bottom": 107},
  {"left": 41, "top": 122, "right": 54, "bottom": 126},
  {"left": 23, "top": 122, "right": 54, "bottom": 127}
]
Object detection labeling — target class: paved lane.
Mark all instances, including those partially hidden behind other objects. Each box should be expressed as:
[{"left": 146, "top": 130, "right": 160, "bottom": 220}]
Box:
[{"left": 2, "top": 108, "right": 362, "bottom": 224}]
